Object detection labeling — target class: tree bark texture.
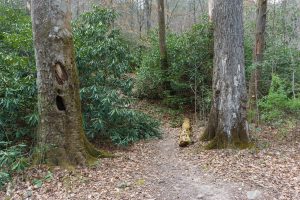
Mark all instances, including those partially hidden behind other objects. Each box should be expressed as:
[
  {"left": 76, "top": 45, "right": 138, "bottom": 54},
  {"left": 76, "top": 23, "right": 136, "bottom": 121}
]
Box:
[
  {"left": 248, "top": 0, "right": 267, "bottom": 124},
  {"left": 31, "top": 0, "right": 103, "bottom": 166},
  {"left": 157, "top": 0, "right": 170, "bottom": 90},
  {"left": 203, "top": 0, "right": 250, "bottom": 148}
]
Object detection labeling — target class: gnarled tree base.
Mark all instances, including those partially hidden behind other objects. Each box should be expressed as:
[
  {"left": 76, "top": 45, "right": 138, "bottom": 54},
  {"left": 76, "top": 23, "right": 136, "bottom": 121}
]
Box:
[
  {"left": 201, "top": 108, "right": 250, "bottom": 149},
  {"left": 33, "top": 133, "right": 114, "bottom": 169}
]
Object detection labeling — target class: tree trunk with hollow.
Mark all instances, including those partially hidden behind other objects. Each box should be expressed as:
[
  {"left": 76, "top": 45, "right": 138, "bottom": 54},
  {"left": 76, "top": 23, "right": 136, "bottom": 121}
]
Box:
[
  {"left": 248, "top": 0, "right": 267, "bottom": 124},
  {"left": 202, "top": 0, "right": 250, "bottom": 148},
  {"left": 31, "top": 0, "right": 105, "bottom": 167}
]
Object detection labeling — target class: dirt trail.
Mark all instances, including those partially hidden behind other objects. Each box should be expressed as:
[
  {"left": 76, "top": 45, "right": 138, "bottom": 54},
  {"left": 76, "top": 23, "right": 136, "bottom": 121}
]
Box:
[
  {"left": 3, "top": 124, "right": 266, "bottom": 200},
  {"left": 141, "top": 125, "right": 248, "bottom": 200}
]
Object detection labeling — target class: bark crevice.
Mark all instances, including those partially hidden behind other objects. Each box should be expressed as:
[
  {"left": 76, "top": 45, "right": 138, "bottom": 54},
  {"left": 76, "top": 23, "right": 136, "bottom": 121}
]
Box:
[{"left": 54, "top": 62, "right": 68, "bottom": 85}]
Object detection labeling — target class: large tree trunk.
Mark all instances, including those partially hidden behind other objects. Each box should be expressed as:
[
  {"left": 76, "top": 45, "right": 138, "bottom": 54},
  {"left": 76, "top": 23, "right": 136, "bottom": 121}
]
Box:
[
  {"left": 157, "top": 0, "right": 170, "bottom": 90},
  {"left": 31, "top": 0, "right": 105, "bottom": 166},
  {"left": 202, "top": 0, "right": 250, "bottom": 148},
  {"left": 248, "top": 0, "right": 267, "bottom": 124}
]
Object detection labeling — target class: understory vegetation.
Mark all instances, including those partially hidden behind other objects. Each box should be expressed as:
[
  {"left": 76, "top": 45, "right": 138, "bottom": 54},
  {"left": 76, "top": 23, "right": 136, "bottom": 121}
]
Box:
[
  {"left": 0, "top": 6, "right": 160, "bottom": 186},
  {"left": 73, "top": 7, "right": 160, "bottom": 145},
  {"left": 0, "top": 2, "right": 300, "bottom": 189},
  {"left": 136, "top": 19, "right": 213, "bottom": 114}
]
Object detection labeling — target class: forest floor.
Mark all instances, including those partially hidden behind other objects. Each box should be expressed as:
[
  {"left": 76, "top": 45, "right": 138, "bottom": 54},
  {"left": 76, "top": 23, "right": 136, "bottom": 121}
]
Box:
[{"left": 1, "top": 101, "right": 300, "bottom": 200}]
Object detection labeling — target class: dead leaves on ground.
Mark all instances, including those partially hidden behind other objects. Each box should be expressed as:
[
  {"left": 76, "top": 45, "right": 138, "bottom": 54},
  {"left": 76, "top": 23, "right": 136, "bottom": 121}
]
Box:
[
  {"left": 1, "top": 122, "right": 299, "bottom": 200},
  {"left": 192, "top": 125, "right": 300, "bottom": 200}
]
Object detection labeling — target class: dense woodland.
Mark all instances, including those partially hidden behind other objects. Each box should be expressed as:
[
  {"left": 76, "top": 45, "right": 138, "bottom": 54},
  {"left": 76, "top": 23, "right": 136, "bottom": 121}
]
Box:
[{"left": 0, "top": 0, "right": 299, "bottom": 199}]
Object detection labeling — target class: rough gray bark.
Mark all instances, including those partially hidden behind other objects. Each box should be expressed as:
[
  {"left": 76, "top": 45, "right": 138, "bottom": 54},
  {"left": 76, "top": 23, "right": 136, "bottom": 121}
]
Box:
[
  {"left": 203, "top": 0, "right": 249, "bottom": 148},
  {"left": 248, "top": 0, "right": 267, "bottom": 124},
  {"left": 157, "top": 0, "right": 170, "bottom": 90},
  {"left": 31, "top": 0, "right": 104, "bottom": 166}
]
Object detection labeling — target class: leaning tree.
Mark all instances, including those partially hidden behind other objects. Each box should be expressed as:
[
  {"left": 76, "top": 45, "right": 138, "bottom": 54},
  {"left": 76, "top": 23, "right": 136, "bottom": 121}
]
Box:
[
  {"left": 31, "top": 0, "right": 108, "bottom": 166},
  {"left": 202, "top": 0, "right": 250, "bottom": 148}
]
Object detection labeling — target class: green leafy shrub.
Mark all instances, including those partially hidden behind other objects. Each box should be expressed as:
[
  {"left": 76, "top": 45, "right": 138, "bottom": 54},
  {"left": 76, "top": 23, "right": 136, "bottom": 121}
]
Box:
[
  {"left": 73, "top": 7, "right": 160, "bottom": 145},
  {"left": 0, "top": 5, "right": 37, "bottom": 142},
  {"left": 135, "top": 48, "right": 164, "bottom": 98},
  {"left": 0, "top": 5, "right": 34, "bottom": 188},
  {"left": 136, "top": 18, "right": 213, "bottom": 111},
  {"left": 0, "top": 142, "right": 28, "bottom": 188},
  {"left": 257, "top": 45, "right": 300, "bottom": 97},
  {"left": 259, "top": 75, "right": 300, "bottom": 123},
  {"left": 0, "top": 5, "right": 160, "bottom": 148}
]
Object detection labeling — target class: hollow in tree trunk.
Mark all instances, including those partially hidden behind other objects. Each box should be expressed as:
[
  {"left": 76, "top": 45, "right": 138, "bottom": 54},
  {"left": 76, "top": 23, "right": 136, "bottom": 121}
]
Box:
[
  {"left": 202, "top": 0, "right": 250, "bottom": 148},
  {"left": 31, "top": 0, "right": 109, "bottom": 167}
]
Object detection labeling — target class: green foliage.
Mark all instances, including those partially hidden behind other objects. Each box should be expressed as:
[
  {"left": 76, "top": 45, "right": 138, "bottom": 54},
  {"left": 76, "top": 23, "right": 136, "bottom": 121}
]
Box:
[
  {"left": 73, "top": 7, "right": 160, "bottom": 145},
  {"left": 0, "top": 142, "right": 28, "bottom": 188},
  {"left": 253, "top": 2, "right": 300, "bottom": 97},
  {"left": 136, "top": 17, "right": 213, "bottom": 112},
  {"left": 0, "top": 5, "right": 33, "bottom": 189},
  {"left": 257, "top": 45, "right": 300, "bottom": 97},
  {"left": 135, "top": 48, "right": 164, "bottom": 98},
  {"left": 259, "top": 75, "right": 300, "bottom": 124},
  {"left": 0, "top": 5, "right": 37, "bottom": 142},
  {"left": 0, "top": 5, "right": 160, "bottom": 148}
]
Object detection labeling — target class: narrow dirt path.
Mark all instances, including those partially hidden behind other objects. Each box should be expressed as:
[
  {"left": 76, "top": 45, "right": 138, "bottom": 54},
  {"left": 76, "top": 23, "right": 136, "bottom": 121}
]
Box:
[{"left": 138, "top": 125, "right": 248, "bottom": 200}]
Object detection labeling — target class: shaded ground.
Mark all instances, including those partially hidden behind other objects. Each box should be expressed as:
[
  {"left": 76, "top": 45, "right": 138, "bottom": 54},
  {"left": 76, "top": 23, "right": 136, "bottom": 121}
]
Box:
[{"left": 1, "top": 102, "right": 299, "bottom": 200}]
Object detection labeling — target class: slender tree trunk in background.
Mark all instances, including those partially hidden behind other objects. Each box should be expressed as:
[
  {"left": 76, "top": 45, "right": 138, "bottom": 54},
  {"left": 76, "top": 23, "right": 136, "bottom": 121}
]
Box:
[
  {"left": 165, "top": 0, "right": 169, "bottom": 28},
  {"left": 145, "top": 0, "right": 152, "bottom": 34},
  {"left": 189, "top": 0, "right": 197, "bottom": 25},
  {"left": 193, "top": 0, "right": 196, "bottom": 24},
  {"left": 129, "top": 0, "right": 135, "bottom": 31},
  {"left": 25, "top": 0, "right": 31, "bottom": 14},
  {"left": 248, "top": 0, "right": 267, "bottom": 124},
  {"left": 137, "top": 1, "right": 144, "bottom": 38},
  {"left": 202, "top": 0, "right": 249, "bottom": 148},
  {"left": 208, "top": 0, "right": 214, "bottom": 22},
  {"left": 157, "top": 0, "right": 170, "bottom": 90},
  {"left": 77, "top": 0, "right": 81, "bottom": 18},
  {"left": 31, "top": 0, "right": 104, "bottom": 166}
]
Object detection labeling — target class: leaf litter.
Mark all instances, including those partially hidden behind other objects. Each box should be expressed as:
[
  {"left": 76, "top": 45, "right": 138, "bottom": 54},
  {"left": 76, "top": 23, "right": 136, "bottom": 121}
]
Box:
[{"left": 1, "top": 101, "right": 299, "bottom": 200}]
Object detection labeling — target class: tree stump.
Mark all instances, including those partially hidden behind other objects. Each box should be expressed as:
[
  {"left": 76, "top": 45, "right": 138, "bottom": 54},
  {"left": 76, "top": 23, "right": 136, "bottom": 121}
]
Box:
[{"left": 179, "top": 118, "right": 192, "bottom": 147}]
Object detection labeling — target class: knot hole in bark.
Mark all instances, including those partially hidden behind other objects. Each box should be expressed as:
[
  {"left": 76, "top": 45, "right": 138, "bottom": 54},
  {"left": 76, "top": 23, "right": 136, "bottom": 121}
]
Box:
[
  {"left": 215, "top": 90, "right": 220, "bottom": 96},
  {"left": 54, "top": 62, "right": 68, "bottom": 85},
  {"left": 56, "top": 95, "right": 66, "bottom": 111}
]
